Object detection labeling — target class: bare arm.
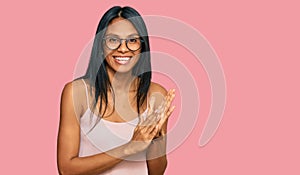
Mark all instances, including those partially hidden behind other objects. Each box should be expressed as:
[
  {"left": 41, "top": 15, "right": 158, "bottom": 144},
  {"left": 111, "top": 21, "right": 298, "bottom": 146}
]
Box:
[
  {"left": 146, "top": 124, "right": 168, "bottom": 175},
  {"left": 146, "top": 84, "right": 176, "bottom": 175},
  {"left": 57, "top": 82, "right": 134, "bottom": 175}
]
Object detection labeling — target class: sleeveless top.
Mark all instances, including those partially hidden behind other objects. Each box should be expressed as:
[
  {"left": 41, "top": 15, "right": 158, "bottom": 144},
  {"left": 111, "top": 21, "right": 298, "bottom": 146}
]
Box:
[{"left": 79, "top": 79, "right": 148, "bottom": 175}]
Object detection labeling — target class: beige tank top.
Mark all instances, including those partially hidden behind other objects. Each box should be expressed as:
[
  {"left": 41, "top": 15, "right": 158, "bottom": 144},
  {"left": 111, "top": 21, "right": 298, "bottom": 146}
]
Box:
[{"left": 79, "top": 79, "right": 148, "bottom": 175}]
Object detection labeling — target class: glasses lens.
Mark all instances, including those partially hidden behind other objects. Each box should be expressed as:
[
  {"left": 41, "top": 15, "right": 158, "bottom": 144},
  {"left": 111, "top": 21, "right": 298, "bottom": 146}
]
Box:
[
  {"left": 127, "top": 38, "right": 142, "bottom": 51},
  {"left": 105, "top": 37, "right": 120, "bottom": 50}
]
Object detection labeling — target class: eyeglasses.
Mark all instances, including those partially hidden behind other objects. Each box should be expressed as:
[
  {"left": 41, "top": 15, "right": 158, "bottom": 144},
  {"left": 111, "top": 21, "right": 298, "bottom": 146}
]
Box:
[{"left": 103, "top": 36, "right": 143, "bottom": 51}]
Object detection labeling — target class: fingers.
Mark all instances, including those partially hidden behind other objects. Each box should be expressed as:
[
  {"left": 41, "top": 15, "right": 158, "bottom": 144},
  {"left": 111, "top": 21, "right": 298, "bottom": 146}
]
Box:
[
  {"left": 163, "top": 89, "right": 175, "bottom": 113},
  {"left": 139, "top": 110, "right": 158, "bottom": 128},
  {"left": 156, "top": 89, "right": 176, "bottom": 131},
  {"left": 159, "top": 89, "right": 175, "bottom": 119},
  {"left": 138, "top": 96, "right": 154, "bottom": 125},
  {"left": 166, "top": 105, "right": 176, "bottom": 117},
  {"left": 156, "top": 105, "right": 175, "bottom": 131},
  {"left": 136, "top": 88, "right": 176, "bottom": 140},
  {"left": 134, "top": 112, "right": 160, "bottom": 143}
]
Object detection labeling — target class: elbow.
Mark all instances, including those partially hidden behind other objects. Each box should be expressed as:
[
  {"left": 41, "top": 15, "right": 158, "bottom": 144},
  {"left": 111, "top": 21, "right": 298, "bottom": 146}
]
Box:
[
  {"left": 148, "top": 157, "right": 168, "bottom": 175},
  {"left": 162, "top": 159, "right": 168, "bottom": 173},
  {"left": 58, "top": 169, "right": 65, "bottom": 175},
  {"left": 57, "top": 164, "right": 69, "bottom": 175},
  {"left": 58, "top": 166, "right": 76, "bottom": 175},
  {"left": 165, "top": 159, "right": 168, "bottom": 168},
  {"left": 160, "top": 158, "right": 168, "bottom": 174},
  {"left": 159, "top": 156, "right": 168, "bottom": 172},
  {"left": 57, "top": 161, "right": 75, "bottom": 175},
  {"left": 58, "top": 167, "right": 66, "bottom": 175}
]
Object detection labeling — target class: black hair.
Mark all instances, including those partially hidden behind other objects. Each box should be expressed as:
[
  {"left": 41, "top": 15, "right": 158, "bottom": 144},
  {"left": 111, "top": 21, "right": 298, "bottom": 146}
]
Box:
[{"left": 79, "top": 6, "right": 151, "bottom": 125}]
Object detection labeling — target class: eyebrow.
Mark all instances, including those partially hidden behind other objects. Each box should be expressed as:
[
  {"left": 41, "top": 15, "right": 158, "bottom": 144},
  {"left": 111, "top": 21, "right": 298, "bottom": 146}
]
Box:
[{"left": 105, "top": 33, "right": 140, "bottom": 37}]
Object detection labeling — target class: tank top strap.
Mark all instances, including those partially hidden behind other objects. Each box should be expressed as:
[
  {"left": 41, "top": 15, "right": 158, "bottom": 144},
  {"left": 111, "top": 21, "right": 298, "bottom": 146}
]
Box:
[{"left": 81, "top": 79, "right": 90, "bottom": 109}]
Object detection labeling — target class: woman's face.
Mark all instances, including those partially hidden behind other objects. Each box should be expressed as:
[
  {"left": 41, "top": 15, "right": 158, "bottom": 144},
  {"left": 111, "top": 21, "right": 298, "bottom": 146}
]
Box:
[{"left": 103, "top": 17, "right": 141, "bottom": 73}]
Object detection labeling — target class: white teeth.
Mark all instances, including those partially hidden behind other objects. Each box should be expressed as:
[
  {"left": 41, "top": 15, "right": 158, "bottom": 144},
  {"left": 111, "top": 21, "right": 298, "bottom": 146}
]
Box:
[{"left": 114, "top": 57, "right": 131, "bottom": 61}]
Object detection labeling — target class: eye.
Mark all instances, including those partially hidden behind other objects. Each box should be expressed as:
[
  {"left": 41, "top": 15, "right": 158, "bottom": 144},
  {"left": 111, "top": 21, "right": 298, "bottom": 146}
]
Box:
[
  {"left": 128, "top": 38, "right": 138, "bottom": 43},
  {"left": 107, "top": 37, "right": 119, "bottom": 43}
]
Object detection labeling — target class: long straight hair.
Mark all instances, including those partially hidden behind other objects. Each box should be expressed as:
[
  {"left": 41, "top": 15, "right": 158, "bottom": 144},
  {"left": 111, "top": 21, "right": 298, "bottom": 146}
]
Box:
[{"left": 79, "top": 6, "right": 151, "bottom": 124}]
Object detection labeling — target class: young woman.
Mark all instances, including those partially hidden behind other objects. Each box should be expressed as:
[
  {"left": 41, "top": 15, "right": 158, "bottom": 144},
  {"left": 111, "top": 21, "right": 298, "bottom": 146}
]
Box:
[{"left": 57, "top": 6, "right": 175, "bottom": 175}]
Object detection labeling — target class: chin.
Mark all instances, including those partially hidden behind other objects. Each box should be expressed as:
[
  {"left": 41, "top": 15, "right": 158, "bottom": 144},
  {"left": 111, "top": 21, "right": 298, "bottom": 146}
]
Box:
[{"left": 113, "top": 67, "right": 134, "bottom": 73}]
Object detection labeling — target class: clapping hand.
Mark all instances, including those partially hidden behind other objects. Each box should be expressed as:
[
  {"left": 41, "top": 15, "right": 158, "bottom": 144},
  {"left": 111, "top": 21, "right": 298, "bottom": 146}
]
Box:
[{"left": 127, "top": 89, "right": 175, "bottom": 154}]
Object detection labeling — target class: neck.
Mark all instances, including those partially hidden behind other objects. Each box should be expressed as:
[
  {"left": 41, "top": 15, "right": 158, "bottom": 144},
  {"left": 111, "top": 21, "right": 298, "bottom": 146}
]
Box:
[{"left": 106, "top": 67, "right": 138, "bottom": 92}]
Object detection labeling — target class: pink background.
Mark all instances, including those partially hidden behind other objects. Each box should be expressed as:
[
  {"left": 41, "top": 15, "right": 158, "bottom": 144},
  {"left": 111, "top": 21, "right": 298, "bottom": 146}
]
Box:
[{"left": 1, "top": 0, "right": 299, "bottom": 174}]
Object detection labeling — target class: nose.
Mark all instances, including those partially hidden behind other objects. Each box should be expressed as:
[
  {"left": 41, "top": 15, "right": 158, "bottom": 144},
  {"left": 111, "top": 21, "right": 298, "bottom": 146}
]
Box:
[{"left": 117, "top": 39, "right": 129, "bottom": 53}]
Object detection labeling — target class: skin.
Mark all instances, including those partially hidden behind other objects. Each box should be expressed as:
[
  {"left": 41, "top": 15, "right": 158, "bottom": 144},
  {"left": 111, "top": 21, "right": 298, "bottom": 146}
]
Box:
[{"left": 57, "top": 17, "right": 175, "bottom": 175}]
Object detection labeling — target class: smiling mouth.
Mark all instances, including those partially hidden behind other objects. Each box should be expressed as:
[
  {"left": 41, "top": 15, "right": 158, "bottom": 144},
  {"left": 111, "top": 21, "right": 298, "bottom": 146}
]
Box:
[{"left": 113, "top": 56, "right": 132, "bottom": 65}]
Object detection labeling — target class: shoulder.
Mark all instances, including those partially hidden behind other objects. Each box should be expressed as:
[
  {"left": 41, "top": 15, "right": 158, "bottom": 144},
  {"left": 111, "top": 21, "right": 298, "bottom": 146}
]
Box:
[
  {"left": 148, "top": 81, "right": 168, "bottom": 96},
  {"left": 61, "top": 78, "right": 88, "bottom": 117},
  {"left": 62, "top": 78, "right": 88, "bottom": 94},
  {"left": 61, "top": 78, "right": 89, "bottom": 103},
  {"left": 148, "top": 82, "right": 168, "bottom": 108},
  {"left": 61, "top": 79, "right": 85, "bottom": 103},
  {"left": 63, "top": 78, "right": 89, "bottom": 92},
  {"left": 61, "top": 81, "right": 73, "bottom": 98}
]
